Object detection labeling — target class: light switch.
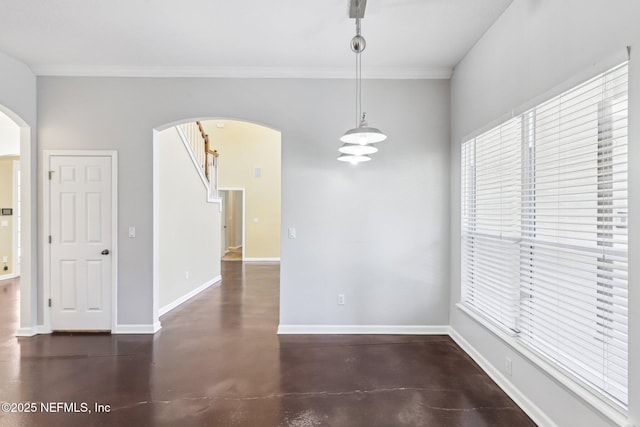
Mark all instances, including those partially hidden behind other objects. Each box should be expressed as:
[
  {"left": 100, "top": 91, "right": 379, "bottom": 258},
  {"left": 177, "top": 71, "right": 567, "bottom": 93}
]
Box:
[
  {"left": 0, "top": 220, "right": 7, "bottom": 227},
  {"left": 288, "top": 228, "right": 296, "bottom": 239},
  {"left": 128, "top": 226, "right": 136, "bottom": 238},
  {"left": 253, "top": 218, "right": 259, "bottom": 224},
  {"left": 254, "top": 167, "right": 262, "bottom": 178}
]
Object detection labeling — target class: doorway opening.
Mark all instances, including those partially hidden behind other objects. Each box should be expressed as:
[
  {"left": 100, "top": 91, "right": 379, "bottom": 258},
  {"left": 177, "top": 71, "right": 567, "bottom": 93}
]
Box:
[
  {"left": 0, "top": 110, "right": 20, "bottom": 280},
  {"left": 219, "top": 189, "right": 244, "bottom": 261},
  {"left": 200, "top": 119, "right": 281, "bottom": 263},
  {"left": 0, "top": 106, "right": 34, "bottom": 337},
  {"left": 152, "top": 117, "right": 281, "bottom": 329}
]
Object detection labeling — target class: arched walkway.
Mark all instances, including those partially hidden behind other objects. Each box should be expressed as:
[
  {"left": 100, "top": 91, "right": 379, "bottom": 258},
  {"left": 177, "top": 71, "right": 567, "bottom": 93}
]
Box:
[
  {"left": 152, "top": 117, "right": 282, "bottom": 330},
  {"left": 0, "top": 105, "right": 35, "bottom": 336}
]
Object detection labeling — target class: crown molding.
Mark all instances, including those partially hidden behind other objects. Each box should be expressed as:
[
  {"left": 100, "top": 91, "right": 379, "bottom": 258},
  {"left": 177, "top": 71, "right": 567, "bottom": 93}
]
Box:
[{"left": 31, "top": 65, "right": 452, "bottom": 79}]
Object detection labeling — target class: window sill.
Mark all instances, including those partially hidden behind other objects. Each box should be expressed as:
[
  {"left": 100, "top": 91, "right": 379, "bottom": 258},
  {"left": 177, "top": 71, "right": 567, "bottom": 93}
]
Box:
[{"left": 455, "top": 302, "right": 630, "bottom": 427}]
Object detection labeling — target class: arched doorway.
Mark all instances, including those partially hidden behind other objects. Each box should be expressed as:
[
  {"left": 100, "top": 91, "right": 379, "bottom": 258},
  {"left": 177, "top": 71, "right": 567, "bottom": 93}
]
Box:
[
  {"left": 0, "top": 111, "right": 20, "bottom": 278},
  {"left": 152, "top": 117, "right": 282, "bottom": 330},
  {"left": 0, "top": 105, "right": 35, "bottom": 336},
  {"left": 201, "top": 119, "right": 281, "bottom": 262}
]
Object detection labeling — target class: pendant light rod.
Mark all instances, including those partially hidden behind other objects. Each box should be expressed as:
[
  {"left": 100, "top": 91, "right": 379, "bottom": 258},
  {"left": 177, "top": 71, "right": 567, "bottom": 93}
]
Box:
[
  {"left": 351, "top": 16, "right": 366, "bottom": 128},
  {"left": 356, "top": 31, "right": 360, "bottom": 127},
  {"left": 338, "top": 0, "right": 386, "bottom": 164}
]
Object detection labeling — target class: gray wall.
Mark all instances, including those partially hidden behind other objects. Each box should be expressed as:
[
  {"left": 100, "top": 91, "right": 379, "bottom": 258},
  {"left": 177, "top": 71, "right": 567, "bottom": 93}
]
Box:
[
  {"left": 37, "top": 77, "right": 451, "bottom": 329},
  {"left": 450, "top": 1, "right": 640, "bottom": 426}
]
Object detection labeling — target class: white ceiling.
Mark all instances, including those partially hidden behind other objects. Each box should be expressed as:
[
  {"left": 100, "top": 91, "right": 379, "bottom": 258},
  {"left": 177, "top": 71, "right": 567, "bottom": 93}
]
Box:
[{"left": 0, "top": 0, "right": 512, "bottom": 78}]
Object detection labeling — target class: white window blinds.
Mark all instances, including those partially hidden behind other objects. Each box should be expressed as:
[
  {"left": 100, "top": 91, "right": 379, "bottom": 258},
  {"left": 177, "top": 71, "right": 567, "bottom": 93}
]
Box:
[
  {"left": 461, "top": 118, "right": 522, "bottom": 331},
  {"left": 461, "top": 62, "right": 628, "bottom": 407}
]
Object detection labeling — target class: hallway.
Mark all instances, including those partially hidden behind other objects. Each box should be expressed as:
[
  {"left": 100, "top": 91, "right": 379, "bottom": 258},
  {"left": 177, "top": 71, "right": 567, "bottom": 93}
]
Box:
[{"left": 0, "top": 264, "right": 534, "bottom": 426}]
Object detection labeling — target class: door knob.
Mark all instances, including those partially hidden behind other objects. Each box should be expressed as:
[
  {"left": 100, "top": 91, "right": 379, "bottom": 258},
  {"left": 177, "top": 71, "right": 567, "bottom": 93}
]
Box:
[{"left": 101, "top": 249, "right": 110, "bottom": 255}]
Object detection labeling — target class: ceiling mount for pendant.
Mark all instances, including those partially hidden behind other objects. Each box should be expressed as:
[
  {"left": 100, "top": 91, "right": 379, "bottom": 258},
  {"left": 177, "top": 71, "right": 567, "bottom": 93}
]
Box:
[{"left": 348, "top": 0, "right": 368, "bottom": 19}]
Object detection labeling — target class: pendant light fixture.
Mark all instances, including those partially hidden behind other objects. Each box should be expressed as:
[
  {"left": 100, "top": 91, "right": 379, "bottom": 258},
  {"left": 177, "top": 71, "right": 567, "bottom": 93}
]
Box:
[
  {"left": 337, "top": 153, "right": 372, "bottom": 164},
  {"left": 338, "top": 4, "right": 386, "bottom": 164}
]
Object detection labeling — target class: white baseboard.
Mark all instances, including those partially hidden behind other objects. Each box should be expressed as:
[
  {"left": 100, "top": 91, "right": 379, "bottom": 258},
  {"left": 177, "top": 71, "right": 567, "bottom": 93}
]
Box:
[
  {"left": 15, "top": 326, "right": 38, "bottom": 337},
  {"left": 448, "top": 327, "right": 557, "bottom": 427},
  {"left": 158, "top": 275, "right": 221, "bottom": 317},
  {"left": 277, "top": 324, "right": 449, "bottom": 335},
  {"left": 37, "top": 325, "right": 52, "bottom": 334},
  {"left": 244, "top": 257, "right": 280, "bottom": 262},
  {"left": 15, "top": 324, "right": 52, "bottom": 336},
  {"left": 113, "top": 322, "right": 161, "bottom": 334}
]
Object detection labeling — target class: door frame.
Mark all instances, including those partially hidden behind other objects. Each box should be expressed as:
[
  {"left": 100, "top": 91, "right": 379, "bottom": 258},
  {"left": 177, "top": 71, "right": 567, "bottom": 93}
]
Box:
[
  {"left": 42, "top": 150, "right": 118, "bottom": 333},
  {"left": 12, "top": 159, "right": 20, "bottom": 277},
  {"left": 218, "top": 187, "right": 245, "bottom": 261}
]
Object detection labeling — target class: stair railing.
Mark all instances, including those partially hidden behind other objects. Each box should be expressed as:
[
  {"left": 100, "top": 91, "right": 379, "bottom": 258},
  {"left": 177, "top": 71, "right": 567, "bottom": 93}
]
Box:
[{"left": 177, "top": 121, "right": 219, "bottom": 199}]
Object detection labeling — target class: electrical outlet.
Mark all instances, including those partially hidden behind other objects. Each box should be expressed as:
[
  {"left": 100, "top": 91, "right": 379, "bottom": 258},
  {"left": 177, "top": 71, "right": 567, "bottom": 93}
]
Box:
[
  {"left": 506, "top": 357, "right": 512, "bottom": 376},
  {"left": 338, "top": 294, "right": 345, "bottom": 305},
  {"left": 2, "top": 256, "right": 7, "bottom": 263},
  {"left": 185, "top": 271, "right": 190, "bottom": 279}
]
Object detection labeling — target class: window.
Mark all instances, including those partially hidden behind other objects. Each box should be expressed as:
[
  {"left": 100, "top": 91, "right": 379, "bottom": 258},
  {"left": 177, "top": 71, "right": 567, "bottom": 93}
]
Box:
[{"left": 461, "top": 62, "right": 628, "bottom": 407}]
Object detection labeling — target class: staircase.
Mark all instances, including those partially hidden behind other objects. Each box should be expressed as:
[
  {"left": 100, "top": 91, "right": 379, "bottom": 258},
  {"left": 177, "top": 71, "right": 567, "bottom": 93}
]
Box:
[{"left": 176, "top": 121, "right": 219, "bottom": 200}]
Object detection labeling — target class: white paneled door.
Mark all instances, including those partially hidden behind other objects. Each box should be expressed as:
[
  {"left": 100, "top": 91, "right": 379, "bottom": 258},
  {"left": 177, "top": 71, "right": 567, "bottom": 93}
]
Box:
[{"left": 49, "top": 155, "right": 114, "bottom": 331}]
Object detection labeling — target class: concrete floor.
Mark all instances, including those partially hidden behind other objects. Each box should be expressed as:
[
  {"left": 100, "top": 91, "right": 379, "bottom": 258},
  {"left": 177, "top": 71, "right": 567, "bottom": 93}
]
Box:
[{"left": 0, "top": 263, "right": 535, "bottom": 426}]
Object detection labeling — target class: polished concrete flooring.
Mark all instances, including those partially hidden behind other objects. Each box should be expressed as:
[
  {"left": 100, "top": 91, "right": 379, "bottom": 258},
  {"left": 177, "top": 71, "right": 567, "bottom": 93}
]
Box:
[{"left": 0, "top": 264, "right": 536, "bottom": 426}]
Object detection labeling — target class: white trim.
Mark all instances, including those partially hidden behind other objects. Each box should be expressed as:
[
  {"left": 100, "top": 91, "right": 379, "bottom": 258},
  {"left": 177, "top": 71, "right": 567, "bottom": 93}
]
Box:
[
  {"left": 16, "top": 325, "right": 51, "bottom": 336},
  {"left": 219, "top": 188, "right": 246, "bottom": 260},
  {"left": 31, "top": 65, "right": 452, "bottom": 80},
  {"left": 113, "top": 322, "right": 161, "bottom": 334},
  {"left": 448, "top": 327, "right": 559, "bottom": 427},
  {"left": 457, "top": 303, "right": 518, "bottom": 338},
  {"left": 461, "top": 50, "right": 629, "bottom": 143},
  {"left": 111, "top": 153, "right": 119, "bottom": 333},
  {"left": 0, "top": 108, "right": 33, "bottom": 334},
  {"left": 37, "top": 325, "right": 52, "bottom": 334},
  {"left": 152, "top": 130, "right": 161, "bottom": 330},
  {"left": 244, "top": 258, "right": 280, "bottom": 262},
  {"left": 12, "top": 159, "right": 19, "bottom": 276},
  {"left": 7, "top": 117, "right": 35, "bottom": 337},
  {"left": 454, "top": 304, "right": 631, "bottom": 426},
  {"left": 174, "top": 126, "right": 222, "bottom": 205},
  {"left": 0, "top": 273, "right": 18, "bottom": 280},
  {"left": 175, "top": 126, "right": 209, "bottom": 190},
  {"left": 42, "top": 150, "right": 118, "bottom": 333},
  {"left": 277, "top": 324, "right": 449, "bottom": 335},
  {"left": 241, "top": 190, "right": 246, "bottom": 261},
  {"left": 15, "top": 326, "right": 38, "bottom": 337},
  {"left": 159, "top": 275, "right": 221, "bottom": 316}
]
